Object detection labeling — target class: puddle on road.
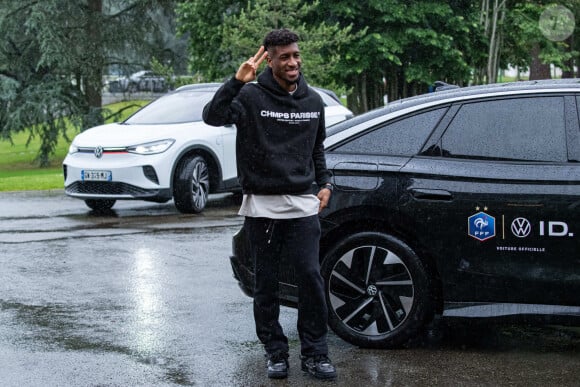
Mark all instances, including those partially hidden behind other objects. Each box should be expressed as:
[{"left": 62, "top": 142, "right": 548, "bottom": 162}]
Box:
[{"left": 0, "top": 300, "right": 196, "bottom": 385}]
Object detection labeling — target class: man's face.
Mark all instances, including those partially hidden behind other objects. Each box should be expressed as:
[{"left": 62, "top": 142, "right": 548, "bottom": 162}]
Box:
[{"left": 267, "top": 43, "right": 301, "bottom": 91}]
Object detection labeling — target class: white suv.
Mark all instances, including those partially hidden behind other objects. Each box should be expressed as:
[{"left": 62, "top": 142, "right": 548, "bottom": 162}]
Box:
[{"left": 63, "top": 83, "right": 353, "bottom": 213}]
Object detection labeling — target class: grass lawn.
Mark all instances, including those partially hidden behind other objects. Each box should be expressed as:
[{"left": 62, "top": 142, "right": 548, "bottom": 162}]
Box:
[{"left": 0, "top": 100, "right": 148, "bottom": 192}]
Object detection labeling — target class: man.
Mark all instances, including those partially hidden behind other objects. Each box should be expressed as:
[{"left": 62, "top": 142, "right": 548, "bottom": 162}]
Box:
[{"left": 202, "top": 29, "right": 336, "bottom": 380}]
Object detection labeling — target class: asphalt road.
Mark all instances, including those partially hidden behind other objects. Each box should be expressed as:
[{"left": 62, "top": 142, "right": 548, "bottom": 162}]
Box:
[{"left": 0, "top": 191, "right": 578, "bottom": 386}]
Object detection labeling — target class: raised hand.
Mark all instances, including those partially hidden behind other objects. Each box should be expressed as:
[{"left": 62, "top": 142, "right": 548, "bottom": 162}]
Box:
[{"left": 235, "top": 46, "right": 268, "bottom": 83}]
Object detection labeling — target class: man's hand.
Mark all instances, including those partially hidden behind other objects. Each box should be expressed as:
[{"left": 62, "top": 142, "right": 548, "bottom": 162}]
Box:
[
  {"left": 317, "top": 187, "right": 331, "bottom": 213},
  {"left": 235, "top": 46, "right": 268, "bottom": 83}
]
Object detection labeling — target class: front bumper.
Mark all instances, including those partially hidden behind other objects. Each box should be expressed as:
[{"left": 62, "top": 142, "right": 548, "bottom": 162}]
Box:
[
  {"left": 65, "top": 180, "right": 171, "bottom": 201},
  {"left": 63, "top": 151, "right": 173, "bottom": 201}
]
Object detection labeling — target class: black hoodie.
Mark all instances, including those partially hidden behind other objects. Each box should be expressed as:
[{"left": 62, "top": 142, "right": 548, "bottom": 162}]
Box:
[{"left": 202, "top": 67, "right": 331, "bottom": 195}]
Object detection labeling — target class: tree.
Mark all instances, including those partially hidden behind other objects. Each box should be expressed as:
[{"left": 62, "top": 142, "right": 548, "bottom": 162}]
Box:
[
  {"left": 498, "top": 1, "right": 579, "bottom": 81},
  {"left": 177, "top": 0, "right": 358, "bottom": 95},
  {"left": 219, "top": 0, "right": 358, "bottom": 94},
  {"left": 0, "top": 0, "right": 184, "bottom": 166},
  {"left": 314, "top": 0, "right": 481, "bottom": 113},
  {"left": 176, "top": 0, "right": 243, "bottom": 81},
  {"left": 475, "top": 0, "right": 507, "bottom": 84}
]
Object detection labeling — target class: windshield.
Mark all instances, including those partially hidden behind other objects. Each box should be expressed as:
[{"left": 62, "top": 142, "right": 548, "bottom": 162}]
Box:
[
  {"left": 315, "top": 88, "right": 340, "bottom": 107},
  {"left": 124, "top": 90, "right": 215, "bottom": 125}
]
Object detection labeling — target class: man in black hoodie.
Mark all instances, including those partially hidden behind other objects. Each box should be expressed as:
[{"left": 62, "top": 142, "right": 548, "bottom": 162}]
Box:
[{"left": 203, "top": 29, "right": 336, "bottom": 380}]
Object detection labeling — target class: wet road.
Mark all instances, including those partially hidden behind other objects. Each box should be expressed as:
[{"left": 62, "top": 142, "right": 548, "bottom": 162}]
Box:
[{"left": 0, "top": 191, "right": 578, "bottom": 386}]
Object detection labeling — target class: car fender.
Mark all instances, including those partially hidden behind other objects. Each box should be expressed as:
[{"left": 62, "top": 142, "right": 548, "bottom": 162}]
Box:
[
  {"left": 320, "top": 204, "right": 402, "bottom": 253},
  {"left": 169, "top": 144, "right": 224, "bottom": 193}
]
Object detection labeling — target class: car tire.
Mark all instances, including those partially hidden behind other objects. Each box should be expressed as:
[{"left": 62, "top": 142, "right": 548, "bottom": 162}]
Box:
[
  {"left": 173, "top": 155, "right": 210, "bottom": 213},
  {"left": 108, "top": 81, "right": 121, "bottom": 93},
  {"left": 84, "top": 199, "right": 116, "bottom": 212},
  {"left": 321, "top": 231, "right": 433, "bottom": 349}
]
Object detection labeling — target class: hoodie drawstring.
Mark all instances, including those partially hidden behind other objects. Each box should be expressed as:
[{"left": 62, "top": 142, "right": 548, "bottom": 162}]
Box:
[{"left": 266, "top": 219, "right": 276, "bottom": 244}]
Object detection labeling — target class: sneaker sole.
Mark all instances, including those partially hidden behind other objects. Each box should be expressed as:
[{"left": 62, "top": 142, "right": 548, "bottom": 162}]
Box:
[
  {"left": 301, "top": 365, "right": 336, "bottom": 380},
  {"left": 268, "top": 371, "right": 288, "bottom": 379}
]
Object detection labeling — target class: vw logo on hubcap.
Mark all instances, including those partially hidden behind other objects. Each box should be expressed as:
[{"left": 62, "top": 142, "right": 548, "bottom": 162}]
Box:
[
  {"left": 367, "top": 284, "right": 378, "bottom": 296},
  {"left": 94, "top": 146, "right": 103, "bottom": 158}
]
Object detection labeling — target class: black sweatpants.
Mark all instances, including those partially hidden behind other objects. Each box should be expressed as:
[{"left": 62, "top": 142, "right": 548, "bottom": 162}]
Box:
[{"left": 244, "top": 215, "right": 329, "bottom": 357}]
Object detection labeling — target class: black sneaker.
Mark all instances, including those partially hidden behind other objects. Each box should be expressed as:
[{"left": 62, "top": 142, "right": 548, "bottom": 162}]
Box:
[
  {"left": 266, "top": 352, "right": 289, "bottom": 379},
  {"left": 301, "top": 354, "right": 337, "bottom": 380}
]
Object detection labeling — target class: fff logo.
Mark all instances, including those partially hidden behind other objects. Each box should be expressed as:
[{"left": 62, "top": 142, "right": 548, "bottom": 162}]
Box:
[{"left": 468, "top": 212, "right": 496, "bottom": 241}]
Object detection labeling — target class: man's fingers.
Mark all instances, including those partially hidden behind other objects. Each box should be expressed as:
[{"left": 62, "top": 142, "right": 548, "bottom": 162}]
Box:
[
  {"left": 255, "top": 51, "right": 268, "bottom": 67},
  {"left": 250, "top": 46, "right": 267, "bottom": 68},
  {"left": 252, "top": 46, "right": 265, "bottom": 62},
  {"left": 237, "top": 46, "right": 267, "bottom": 82}
]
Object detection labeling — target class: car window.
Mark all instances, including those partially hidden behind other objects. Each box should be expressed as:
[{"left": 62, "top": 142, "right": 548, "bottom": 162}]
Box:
[
  {"left": 441, "top": 97, "right": 567, "bottom": 162},
  {"left": 315, "top": 89, "right": 338, "bottom": 107},
  {"left": 124, "top": 90, "right": 215, "bottom": 125},
  {"left": 332, "top": 107, "right": 447, "bottom": 156}
]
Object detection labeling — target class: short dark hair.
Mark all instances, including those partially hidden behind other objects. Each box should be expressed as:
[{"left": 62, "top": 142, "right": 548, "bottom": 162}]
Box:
[{"left": 263, "top": 29, "right": 299, "bottom": 51}]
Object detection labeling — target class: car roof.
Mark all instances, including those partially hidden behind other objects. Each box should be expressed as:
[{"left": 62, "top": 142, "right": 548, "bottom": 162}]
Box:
[
  {"left": 175, "top": 83, "right": 223, "bottom": 92},
  {"left": 174, "top": 82, "right": 346, "bottom": 107},
  {"left": 396, "top": 78, "right": 580, "bottom": 106},
  {"left": 327, "top": 78, "right": 580, "bottom": 137}
]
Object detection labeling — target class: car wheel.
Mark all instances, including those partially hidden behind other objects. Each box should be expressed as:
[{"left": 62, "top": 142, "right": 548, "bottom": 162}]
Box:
[
  {"left": 108, "top": 81, "right": 121, "bottom": 93},
  {"left": 321, "top": 231, "right": 433, "bottom": 348},
  {"left": 173, "top": 155, "right": 210, "bottom": 213},
  {"left": 84, "top": 199, "right": 116, "bottom": 212}
]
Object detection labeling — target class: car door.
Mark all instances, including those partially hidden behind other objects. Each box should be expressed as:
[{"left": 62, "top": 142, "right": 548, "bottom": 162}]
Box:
[
  {"left": 327, "top": 106, "right": 449, "bottom": 205},
  {"left": 220, "top": 124, "right": 238, "bottom": 187},
  {"left": 400, "top": 94, "right": 580, "bottom": 309}
]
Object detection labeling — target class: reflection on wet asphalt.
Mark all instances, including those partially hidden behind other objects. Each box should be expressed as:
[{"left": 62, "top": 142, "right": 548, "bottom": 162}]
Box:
[{"left": 0, "top": 191, "right": 578, "bottom": 386}]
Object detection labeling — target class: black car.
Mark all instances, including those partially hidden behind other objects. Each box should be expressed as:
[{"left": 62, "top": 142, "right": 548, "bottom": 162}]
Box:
[{"left": 230, "top": 79, "right": 580, "bottom": 348}]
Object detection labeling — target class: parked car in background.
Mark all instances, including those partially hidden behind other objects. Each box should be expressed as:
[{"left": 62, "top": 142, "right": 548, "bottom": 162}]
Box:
[
  {"left": 63, "top": 83, "right": 353, "bottom": 213},
  {"left": 107, "top": 70, "right": 167, "bottom": 93},
  {"left": 230, "top": 79, "right": 580, "bottom": 348}
]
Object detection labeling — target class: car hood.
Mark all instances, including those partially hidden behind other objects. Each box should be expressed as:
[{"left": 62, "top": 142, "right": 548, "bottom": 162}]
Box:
[{"left": 72, "top": 122, "right": 211, "bottom": 147}]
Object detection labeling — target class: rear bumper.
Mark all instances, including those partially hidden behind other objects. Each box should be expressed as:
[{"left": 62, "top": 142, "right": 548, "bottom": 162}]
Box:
[
  {"left": 229, "top": 254, "right": 254, "bottom": 298},
  {"left": 230, "top": 225, "right": 299, "bottom": 306}
]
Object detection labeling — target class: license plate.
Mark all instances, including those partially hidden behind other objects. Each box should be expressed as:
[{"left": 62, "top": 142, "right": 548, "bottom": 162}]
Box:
[{"left": 81, "top": 170, "right": 112, "bottom": 181}]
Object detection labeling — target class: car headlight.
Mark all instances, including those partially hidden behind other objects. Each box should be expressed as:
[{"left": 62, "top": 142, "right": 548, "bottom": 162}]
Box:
[
  {"left": 127, "top": 139, "right": 175, "bottom": 155},
  {"left": 68, "top": 143, "right": 79, "bottom": 154}
]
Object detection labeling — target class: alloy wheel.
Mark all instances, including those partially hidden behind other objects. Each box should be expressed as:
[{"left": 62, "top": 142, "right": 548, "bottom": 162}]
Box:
[{"left": 190, "top": 159, "right": 209, "bottom": 211}]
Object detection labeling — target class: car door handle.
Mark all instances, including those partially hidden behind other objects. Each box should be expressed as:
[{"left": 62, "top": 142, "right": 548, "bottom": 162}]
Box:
[{"left": 409, "top": 188, "right": 453, "bottom": 201}]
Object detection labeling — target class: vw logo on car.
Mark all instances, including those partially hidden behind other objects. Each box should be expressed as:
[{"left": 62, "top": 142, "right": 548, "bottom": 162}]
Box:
[
  {"left": 94, "top": 145, "right": 103, "bottom": 159},
  {"left": 366, "top": 285, "right": 378, "bottom": 296},
  {"left": 511, "top": 217, "right": 532, "bottom": 238}
]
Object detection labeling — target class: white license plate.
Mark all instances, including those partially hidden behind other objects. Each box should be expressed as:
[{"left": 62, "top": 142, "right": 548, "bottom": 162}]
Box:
[{"left": 81, "top": 170, "right": 112, "bottom": 181}]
